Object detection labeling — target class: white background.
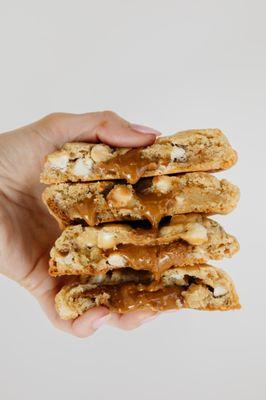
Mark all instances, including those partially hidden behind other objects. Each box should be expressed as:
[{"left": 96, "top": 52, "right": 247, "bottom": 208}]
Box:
[{"left": 0, "top": 1, "right": 265, "bottom": 399}]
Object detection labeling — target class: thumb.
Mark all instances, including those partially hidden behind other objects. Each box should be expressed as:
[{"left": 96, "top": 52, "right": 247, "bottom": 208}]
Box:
[{"left": 39, "top": 111, "right": 161, "bottom": 148}]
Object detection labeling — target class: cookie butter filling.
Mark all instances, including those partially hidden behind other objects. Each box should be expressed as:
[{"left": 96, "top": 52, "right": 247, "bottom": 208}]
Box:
[
  {"left": 105, "top": 243, "right": 198, "bottom": 280},
  {"left": 69, "top": 180, "right": 209, "bottom": 230},
  {"left": 86, "top": 282, "right": 184, "bottom": 312},
  {"left": 51, "top": 241, "right": 208, "bottom": 278},
  {"left": 71, "top": 192, "right": 179, "bottom": 227},
  {"left": 98, "top": 148, "right": 158, "bottom": 184},
  {"left": 133, "top": 190, "right": 176, "bottom": 227},
  {"left": 66, "top": 273, "right": 229, "bottom": 313},
  {"left": 71, "top": 195, "right": 98, "bottom": 226},
  {"left": 70, "top": 183, "right": 178, "bottom": 227},
  {"left": 95, "top": 146, "right": 186, "bottom": 184}
]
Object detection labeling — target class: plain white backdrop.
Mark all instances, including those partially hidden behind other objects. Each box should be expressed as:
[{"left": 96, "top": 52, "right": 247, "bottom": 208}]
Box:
[{"left": 0, "top": 1, "right": 265, "bottom": 399}]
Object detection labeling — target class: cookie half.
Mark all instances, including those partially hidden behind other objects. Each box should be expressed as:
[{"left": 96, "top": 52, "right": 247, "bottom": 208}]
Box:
[
  {"left": 41, "top": 129, "right": 237, "bottom": 184},
  {"left": 49, "top": 214, "right": 239, "bottom": 277},
  {"left": 55, "top": 265, "right": 240, "bottom": 319},
  {"left": 42, "top": 173, "right": 240, "bottom": 228}
]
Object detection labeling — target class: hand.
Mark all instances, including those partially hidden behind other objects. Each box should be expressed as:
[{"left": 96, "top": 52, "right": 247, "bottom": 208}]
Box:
[{"left": 0, "top": 111, "right": 161, "bottom": 337}]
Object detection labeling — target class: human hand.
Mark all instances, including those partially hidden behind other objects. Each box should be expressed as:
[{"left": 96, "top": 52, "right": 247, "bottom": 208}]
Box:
[{"left": 0, "top": 111, "right": 161, "bottom": 337}]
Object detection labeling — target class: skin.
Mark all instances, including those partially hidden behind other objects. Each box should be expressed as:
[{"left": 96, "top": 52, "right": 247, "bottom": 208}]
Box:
[{"left": 0, "top": 111, "right": 162, "bottom": 338}]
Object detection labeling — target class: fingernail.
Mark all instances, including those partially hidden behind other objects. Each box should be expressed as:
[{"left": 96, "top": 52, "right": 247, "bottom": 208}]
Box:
[
  {"left": 139, "top": 313, "right": 159, "bottom": 325},
  {"left": 131, "top": 123, "right": 162, "bottom": 136},
  {"left": 92, "top": 313, "right": 111, "bottom": 330}
]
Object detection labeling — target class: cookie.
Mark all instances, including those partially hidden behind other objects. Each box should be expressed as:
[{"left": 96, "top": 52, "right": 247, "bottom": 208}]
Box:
[
  {"left": 42, "top": 173, "right": 240, "bottom": 228},
  {"left": 49, "top": 214, "right": 239, "bottom": 277},
  {"left": 40, "top": 129, "right": 237, "bottom": 185},
  {"left": 55, "top": 265, "right": 240, "bottom": 319}
]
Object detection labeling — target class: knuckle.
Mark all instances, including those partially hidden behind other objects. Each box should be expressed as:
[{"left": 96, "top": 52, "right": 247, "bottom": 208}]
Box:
[
  {"left": 51, "top": 316, "right": 81, "bottom": 337},
  {"left": 101, "top": 110, "right": 117, "bottom": 121},
  {"left": 40, "top": 112, "right": 66, "bottom": 127}
]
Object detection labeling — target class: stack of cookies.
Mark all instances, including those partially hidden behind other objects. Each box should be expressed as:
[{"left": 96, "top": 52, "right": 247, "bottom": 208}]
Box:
[{"left": 40, "top": 129, "right": 240, "bottom": 320}]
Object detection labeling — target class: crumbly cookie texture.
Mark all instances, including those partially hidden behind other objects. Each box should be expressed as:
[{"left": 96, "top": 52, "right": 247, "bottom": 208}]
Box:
[
  {"left": 40, "top": 129, "right": 237, "bottom": 184},
  {"left": 49, "top": 214, "right": 239, "bottom": 277},
  {"left": 42, "top": 173, "right": 240, "bottom": 228},
  {"left": 55, "top": 265, "right": 240, "bottom": 319}
]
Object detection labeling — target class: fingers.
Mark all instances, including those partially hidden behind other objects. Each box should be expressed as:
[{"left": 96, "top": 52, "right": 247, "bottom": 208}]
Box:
[
  {"left": 107, "top": 311, "right": 160, "bottom": 330},
  {"left": 71, "top": 308, "right": 111, "bottom": 338},
  {"left": 36, "top": 286, "right": 111, "bottom": 338},
  {"left": 39, "top": 110, "right": 161, "bottom": 148},
  {"left": 80, "top": 111, "right": 161, "bottom": 147}
]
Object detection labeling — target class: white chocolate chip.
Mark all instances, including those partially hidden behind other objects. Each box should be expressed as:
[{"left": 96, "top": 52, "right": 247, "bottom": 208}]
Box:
[
  {"left": 159, "top": 224, "right": 184, "bottom": 237},
  {"left": 171, "top": 146, "right": 186, "bottom": 162},
  {"left": 90, "top": 274, "right": 107, "bottom": 284},
  {"left": 76, "top": 228, "right": 98, "bottom": 248},
  {"left": 48, "top": 152, "right": 69, "bottom": 171},
  {"left": 173, "top": 277, "right": 187, "bottom": 286},
  {"left": 162, "top": 271, "right": 188, "bottom": 287},
  {"left": 72, "top": 158, "right": 94, "bottom": 177},
  {"left": 57, "top": 252, "right": 74, "bottom": 265},
  {"left": 153, "top": 176, "right": 173, "bottom": 193},
  {"left": 97, "top": 231, "right": 117, "bottom": 249},
  {"left": 192, "top": 248, "right": 207, "bottom": 260},
  {"left": 179, "top": 223, "right": 208, "bottom": 245},
  {"left": 213, "top": 286, "right": 228, "bottom": 297},
  {"left": 107, "top": 186, "right": 135, "bottom": 207},
  {"left": 91, "top": 144, "right": 113, "bottom": 163},
  {"left": 175, "top": 196, "right": 184, "bottom": 206},
  {"left": 107, "top": 254, "right": 126, "bottom": 267}
]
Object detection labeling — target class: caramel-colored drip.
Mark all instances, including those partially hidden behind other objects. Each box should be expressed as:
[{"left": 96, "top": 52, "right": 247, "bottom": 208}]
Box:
[
  {"left": 99, "top": 148, "right": 157, "bottom": 184},
  {"left": 108, "top": 244, "right": 158, "bottom": 275},
  {"left": 135, "top": 191, "right": 176, "bottom": 227},
  {"left": 88, "top": 282, "right": 183, "bottom": 313},
  {"left": 108, "top": 242, "right": 189, "bottom": 281},
  {"left": 158, "top": 243, "right": 189, "bottom": 274},
  {"left": 70, "top": 181, "right": 176, "bottom": 227},
  {"left": 71, "top": 196, "right": 98, "bottom": 226}
]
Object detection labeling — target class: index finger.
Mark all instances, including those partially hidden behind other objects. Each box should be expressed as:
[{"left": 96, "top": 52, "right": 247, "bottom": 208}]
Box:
[{"left": 39, "top": 110, "right": 161, "bottom": 148}]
